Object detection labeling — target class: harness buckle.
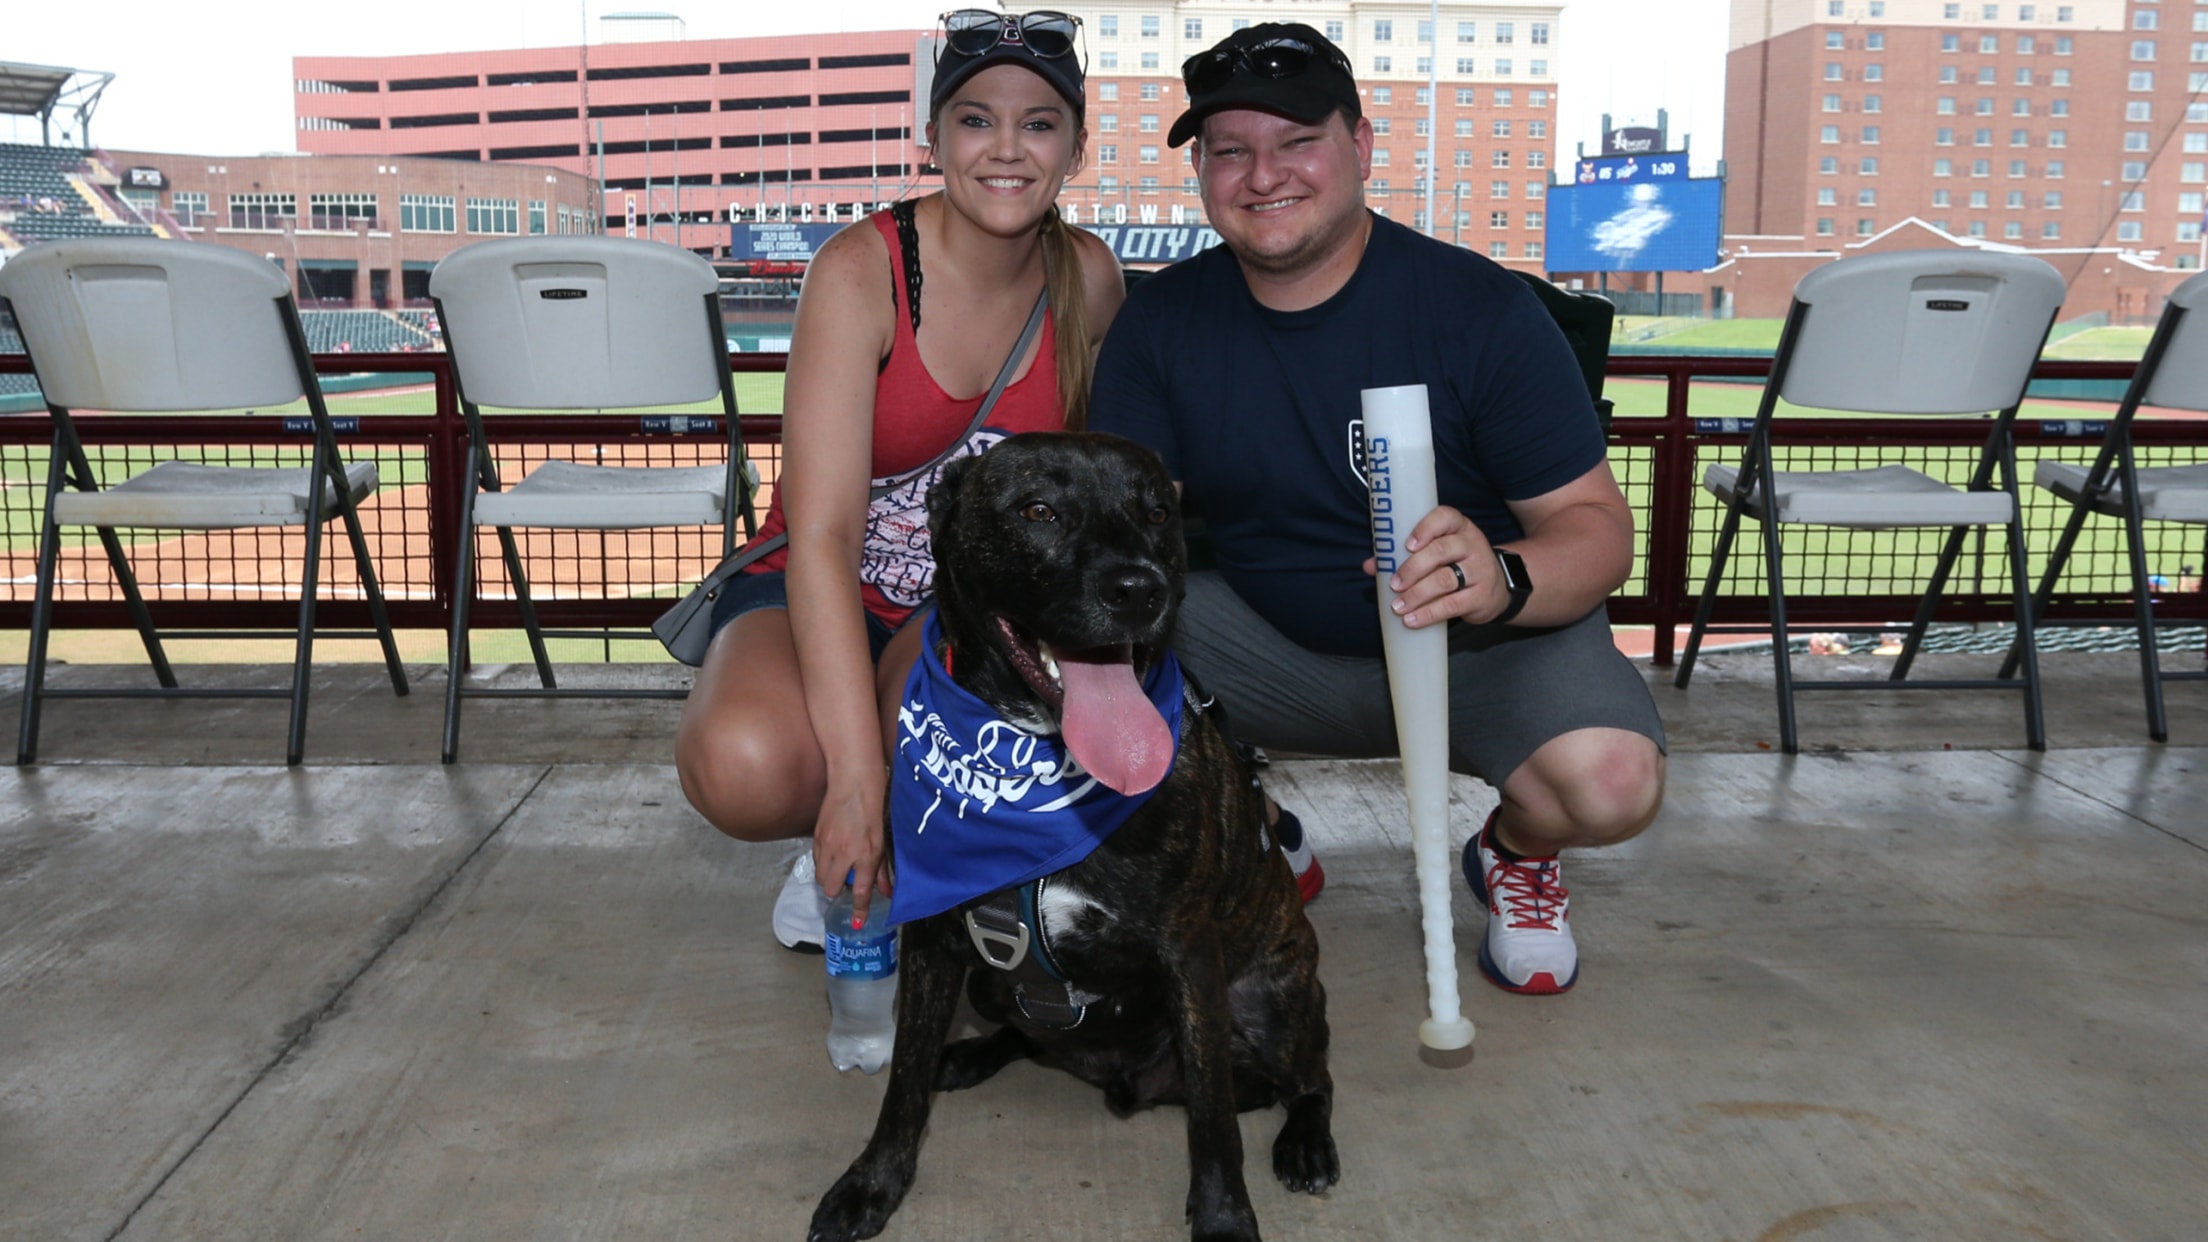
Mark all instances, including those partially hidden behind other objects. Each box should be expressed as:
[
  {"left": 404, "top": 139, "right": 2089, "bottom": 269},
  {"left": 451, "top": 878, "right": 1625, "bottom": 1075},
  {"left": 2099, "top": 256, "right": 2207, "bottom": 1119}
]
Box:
[{"left": 964, "top": 908, "right": 1031, "bottom": 971}]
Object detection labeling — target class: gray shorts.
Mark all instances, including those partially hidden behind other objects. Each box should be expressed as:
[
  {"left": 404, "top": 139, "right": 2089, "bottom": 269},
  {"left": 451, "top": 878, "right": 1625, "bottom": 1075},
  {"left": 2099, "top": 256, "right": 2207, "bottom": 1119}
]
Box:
[{"left": 1173, "top": 571, "right": 1666, "bottom": 787}]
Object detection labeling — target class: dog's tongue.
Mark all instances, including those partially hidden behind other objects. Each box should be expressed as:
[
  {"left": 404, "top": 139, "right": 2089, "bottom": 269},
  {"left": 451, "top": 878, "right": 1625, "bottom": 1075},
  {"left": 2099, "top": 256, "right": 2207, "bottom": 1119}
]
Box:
[{"left": 1055, "top": 644, "right": 1172, "bottom": 796}]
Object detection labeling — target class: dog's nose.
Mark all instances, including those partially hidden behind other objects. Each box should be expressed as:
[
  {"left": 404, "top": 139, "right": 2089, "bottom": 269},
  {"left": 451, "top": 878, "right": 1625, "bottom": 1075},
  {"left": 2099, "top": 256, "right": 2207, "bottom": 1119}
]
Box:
[{"left": 1103, "top": 567, "right": 1169, "bottom": 628}]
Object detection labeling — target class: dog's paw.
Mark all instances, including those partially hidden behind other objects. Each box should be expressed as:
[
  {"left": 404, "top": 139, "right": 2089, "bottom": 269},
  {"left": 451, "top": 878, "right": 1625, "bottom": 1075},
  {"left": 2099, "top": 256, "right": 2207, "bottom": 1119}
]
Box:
[
  {"left": 808, "top": 1166, "right": 909, "bottom": 1242},
  {"left": 1185, "top": 1180, "right": 1261, "bottom": 1242},
  {"left": 1270, "top": 1100, "right": 1339, "bottom": 1195},
  {"left": 934, "top": 1029, "right": 1033, "bottom": 1092}
]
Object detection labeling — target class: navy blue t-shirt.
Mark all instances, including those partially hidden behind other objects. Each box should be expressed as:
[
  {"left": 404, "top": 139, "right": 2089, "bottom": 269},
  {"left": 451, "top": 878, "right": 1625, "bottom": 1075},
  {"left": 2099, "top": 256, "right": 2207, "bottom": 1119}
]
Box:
[{"left": 1091, "top": 213, "right": 1604, "bottom": 659}]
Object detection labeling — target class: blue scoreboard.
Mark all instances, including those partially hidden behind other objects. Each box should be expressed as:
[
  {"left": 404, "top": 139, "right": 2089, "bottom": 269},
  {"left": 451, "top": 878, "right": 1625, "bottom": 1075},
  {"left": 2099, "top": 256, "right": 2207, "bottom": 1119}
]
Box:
[{"left": 1545, "top": 154, "right": 1724, "bottom": 274}]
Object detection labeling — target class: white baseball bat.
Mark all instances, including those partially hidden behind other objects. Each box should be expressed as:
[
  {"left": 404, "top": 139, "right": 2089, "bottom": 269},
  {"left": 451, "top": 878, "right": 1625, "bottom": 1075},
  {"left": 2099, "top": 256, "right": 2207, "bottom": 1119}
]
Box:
[{"left": 1362, "top": 384, "right": 1476, "bottom": 1052}]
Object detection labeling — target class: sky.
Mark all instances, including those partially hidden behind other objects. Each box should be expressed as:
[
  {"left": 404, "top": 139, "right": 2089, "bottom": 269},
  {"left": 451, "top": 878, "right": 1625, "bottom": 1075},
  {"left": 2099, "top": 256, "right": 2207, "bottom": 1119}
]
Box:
[{"left": 6, "top": 0, "right": 1730, "bottom": 173}]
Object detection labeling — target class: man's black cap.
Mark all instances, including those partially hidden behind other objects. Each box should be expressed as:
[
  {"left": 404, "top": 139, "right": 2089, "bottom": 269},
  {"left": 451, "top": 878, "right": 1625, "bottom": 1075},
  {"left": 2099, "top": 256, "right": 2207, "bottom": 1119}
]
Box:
[{"left": 1167, "top": 22, "right": 1360, "bottom": 148}]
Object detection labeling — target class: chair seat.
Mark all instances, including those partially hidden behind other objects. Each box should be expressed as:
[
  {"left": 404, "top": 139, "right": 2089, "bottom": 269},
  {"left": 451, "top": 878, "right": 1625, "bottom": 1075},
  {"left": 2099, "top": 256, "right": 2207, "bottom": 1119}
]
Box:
[
  {"left": 51, "top": 460, "right": 380, "bottom": 529},
  {"left": 472, "top": 460, "right": 732, "bottom": 528},
  {"left": 2032, "top": 459, "right": 2208, "bottom": 523},
  {"left": 1703, "top": 463, "right": 2017, "bottom": 528}
]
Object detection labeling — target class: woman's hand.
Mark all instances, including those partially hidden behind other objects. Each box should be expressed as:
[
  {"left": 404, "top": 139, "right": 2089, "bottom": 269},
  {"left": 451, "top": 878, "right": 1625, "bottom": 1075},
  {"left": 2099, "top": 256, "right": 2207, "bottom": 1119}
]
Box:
[{"left": 812, "top": 765, "right": 893, "bottom": 928}]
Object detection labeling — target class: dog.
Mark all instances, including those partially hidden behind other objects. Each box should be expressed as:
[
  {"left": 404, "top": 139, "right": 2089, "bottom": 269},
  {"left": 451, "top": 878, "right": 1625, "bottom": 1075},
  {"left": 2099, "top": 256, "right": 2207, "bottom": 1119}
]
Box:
[{"left": 808, "top": 432, "right": 1337, "bottom": 1242}]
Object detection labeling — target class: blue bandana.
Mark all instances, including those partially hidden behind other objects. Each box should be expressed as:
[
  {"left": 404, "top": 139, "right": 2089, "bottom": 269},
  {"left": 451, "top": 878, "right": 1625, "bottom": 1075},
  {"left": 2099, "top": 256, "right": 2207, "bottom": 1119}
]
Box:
[{"left": 888, "top": 613, "right": 1184, "bottom": 926}]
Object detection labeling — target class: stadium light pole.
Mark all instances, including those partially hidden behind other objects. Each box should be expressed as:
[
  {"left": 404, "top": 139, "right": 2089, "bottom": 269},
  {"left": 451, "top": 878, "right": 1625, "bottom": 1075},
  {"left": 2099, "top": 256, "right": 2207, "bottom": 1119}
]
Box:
[{"left": 1424, "top": 0, "right": 1438, "bottom": 239}]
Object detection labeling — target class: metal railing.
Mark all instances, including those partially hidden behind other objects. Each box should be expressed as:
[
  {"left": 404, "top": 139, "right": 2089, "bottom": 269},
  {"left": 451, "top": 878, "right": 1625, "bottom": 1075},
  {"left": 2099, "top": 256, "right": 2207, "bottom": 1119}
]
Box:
[{"left": 2, "top": 351, "right": 2202, "bottom": 667}]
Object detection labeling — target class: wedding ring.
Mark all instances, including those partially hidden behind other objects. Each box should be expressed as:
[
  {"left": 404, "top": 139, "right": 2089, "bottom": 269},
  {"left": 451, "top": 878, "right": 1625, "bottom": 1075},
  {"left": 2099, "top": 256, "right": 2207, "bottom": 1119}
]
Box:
[{"left": 1448, "top": 562, "right": 1468, "bottom": 592}]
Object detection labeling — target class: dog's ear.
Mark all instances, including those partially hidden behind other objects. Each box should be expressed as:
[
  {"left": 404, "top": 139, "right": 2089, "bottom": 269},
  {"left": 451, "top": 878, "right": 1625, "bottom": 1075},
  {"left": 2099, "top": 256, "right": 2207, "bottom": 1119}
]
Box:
[{"left": 927, "top": 454, "right": 976, "bottom": 539}]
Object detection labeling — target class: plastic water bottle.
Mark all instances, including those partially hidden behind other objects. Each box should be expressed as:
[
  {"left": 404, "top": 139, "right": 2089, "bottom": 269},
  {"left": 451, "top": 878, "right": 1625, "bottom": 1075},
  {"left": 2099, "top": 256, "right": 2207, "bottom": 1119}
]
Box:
[{"left": 824, "top": 885, "right": 897, "bottom": 1074}]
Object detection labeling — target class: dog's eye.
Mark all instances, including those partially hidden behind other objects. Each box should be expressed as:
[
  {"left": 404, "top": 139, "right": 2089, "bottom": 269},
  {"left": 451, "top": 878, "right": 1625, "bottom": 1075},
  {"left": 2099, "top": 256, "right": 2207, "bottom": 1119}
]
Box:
[
  {"left": 1146, "top": 504, "right": 1171, "bottom": 526},
  {"left": 1021, "top": 502, "right": 1057, "bottom": 523}
]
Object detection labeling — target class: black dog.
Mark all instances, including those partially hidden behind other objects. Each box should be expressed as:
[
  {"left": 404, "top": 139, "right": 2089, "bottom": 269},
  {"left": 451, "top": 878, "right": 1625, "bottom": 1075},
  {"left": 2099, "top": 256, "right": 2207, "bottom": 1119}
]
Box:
[{"left": 809, "top": 432, "right": 1336, "bottom": 1242}]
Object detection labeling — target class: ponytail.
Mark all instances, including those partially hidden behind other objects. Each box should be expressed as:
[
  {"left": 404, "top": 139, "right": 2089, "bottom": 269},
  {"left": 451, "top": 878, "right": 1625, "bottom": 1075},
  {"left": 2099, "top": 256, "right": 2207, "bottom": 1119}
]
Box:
[{"left": 1038, "top": 209, "right": 1092, "bottom": 431}]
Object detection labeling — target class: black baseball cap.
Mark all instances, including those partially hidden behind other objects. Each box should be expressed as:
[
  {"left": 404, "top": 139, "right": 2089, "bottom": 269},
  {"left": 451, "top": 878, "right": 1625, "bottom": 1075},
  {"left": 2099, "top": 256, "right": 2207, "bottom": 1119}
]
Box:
[
  {"left": 1167, "top": 22, "right": 1360, "bottom": 148},
  {"left": 929, "top": 9, "right": 1087, "bottom": 115}
]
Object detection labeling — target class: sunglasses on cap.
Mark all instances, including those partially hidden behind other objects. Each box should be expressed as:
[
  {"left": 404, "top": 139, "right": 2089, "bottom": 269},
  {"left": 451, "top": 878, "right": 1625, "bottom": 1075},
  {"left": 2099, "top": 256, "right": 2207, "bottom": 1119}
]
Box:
[
  {"left": 1180, "top": 37, "right": 1353, "bottom": 96},
  {"left": 938, "top": 9, "right": 1083, "bottom": 62}
]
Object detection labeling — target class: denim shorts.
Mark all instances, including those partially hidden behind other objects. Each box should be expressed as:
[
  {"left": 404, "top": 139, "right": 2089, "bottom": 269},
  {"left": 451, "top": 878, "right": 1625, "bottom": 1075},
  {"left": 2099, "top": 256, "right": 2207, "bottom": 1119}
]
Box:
[{"left": 706, "top": 570, "right": 908, "bottom": 664}]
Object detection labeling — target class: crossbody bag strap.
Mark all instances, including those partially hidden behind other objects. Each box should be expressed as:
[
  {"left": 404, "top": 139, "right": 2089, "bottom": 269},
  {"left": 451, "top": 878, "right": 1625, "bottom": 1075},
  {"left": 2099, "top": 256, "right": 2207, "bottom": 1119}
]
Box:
[{"left": 869, "top": 286, "right": 1050, "bottom": 498}]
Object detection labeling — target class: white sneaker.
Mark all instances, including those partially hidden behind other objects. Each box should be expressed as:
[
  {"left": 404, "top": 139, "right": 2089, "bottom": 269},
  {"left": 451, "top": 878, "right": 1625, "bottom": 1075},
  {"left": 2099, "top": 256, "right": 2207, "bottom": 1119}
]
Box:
[
  {"left": 1462, "top": 811, "right": 1578, "bottom": 994},
  {"left": 773, "top": 849, "right": 826, "bottom": 953}
]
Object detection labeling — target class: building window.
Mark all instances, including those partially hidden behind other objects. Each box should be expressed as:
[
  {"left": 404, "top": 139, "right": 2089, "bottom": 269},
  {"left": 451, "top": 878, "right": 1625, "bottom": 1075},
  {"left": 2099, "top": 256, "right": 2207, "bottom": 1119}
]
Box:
[
  {"left": 2126, "top": 131, "right": 2152, "bottom": 152},
  {"left": 1828, "top": 31, "right": 1846, "bottom": 50},
  {"left": 1098, "top": 82, "right": 1118, "bottom": 102},
  {"left": 1326, "top": 20, "right": 1344, "bottom": 41},
  {"left": 1374, "top": 87, "right": 1393, "bottom": 105},
  {"left": 1098, "top": 144, "right": 1117, "bottom": 163},
  {"left": 1970, "top": 190, "right": 1990, "bottom": 209},
  {"left": 1374, "top": 56, "right": 1393, "bottom": 73},
  {"left": 1933, "top": 189, "right": 1952, "bottom": 207},
  {"left": 1941, "top": 66, "right": 1960, "bottom": 84},
  {"left": 2130, "top": 71, "right": 2156, "bottom": 89},
  {"left": 1825, "top": 94, "right": 1843, "bottom": 112},
  {"left": 2121, "top": 191, "right": 2146, "bottom": 212},
  {"left": 1528, "top": 151, "right": 1546, "bottom": 169},
  {"left": 1860, "top": 157, "right": 1879, "bottom": 174},
  {"left": 1863, "top": 126, "right": 1881, "bottom": 143},
  {"left": 1097, "top": 14, "right": 1116, "bottom": 38},
  {"left": 1416, "top": 118, "right": 1432, "bottom": 138},
  {"left": 1491, "top": 180, "right": 1510, "bottom": 199},
  {"left": 1868, "top": 32, "right": 1885, "bottom": 51},
  {"left": 2019, "top": 36, "right": 2036, "bottom": 55},
  {"left": 400, "top": 193, "right": 455, "bottom": 233},
  {"left": 1374, "top": 148, "right": 1391, "bottom": 167},
  {"left": 2118, "top": 221, "right": 2145, "bottom": 242},
  {"left": 1982, "top": 3, "right": 1997, "bottom": 16},
  {"left": 1865, "top": 95, "right": 1883, "bottom": 113},
  {"left": 1972, "top": 158, "right": 1991, "bottom": 176},
  {"left": 1496, "top": 21, "right": 1515, "bottom": 43},
  {"left": 1858, "top": 218, "right": 1878, "bottom": 236},
  {"left": 1938, "top": 127, "right": 1956, "bottom": 145},
  {"left": 1099, "top": 115, "right": 1118, "bottom": 133},
  {"left": 1140, "top": 82, "right": 1160, "bottom": 101},
  {"left": 1967, "top": 221, "right": 1987, "bottom": 238},
  {"left": 1977, "top": 97, "right": 1994, "bottom": 116},
  {"left": 1817, "top": 217, "right": 1836, "bottom": 235},
  {"left": 1140, "top": 53, "right": 1159, "bottom": 70},
  {"left": 1138, "top": 146, "right": 1159, "bottom": 164},
  {"left": 2137, "top": 10, "right": 2160, "bottom": 31},
  {"left": 2186, "top": 162, "right": 2207, "bottom": 182},
  {"left": 466, "top": 197, "right": 519, "bottom": 234},
  {"left": 228, "top": 191, "right": 297, "bottom": 230},
  {"left": 1822, "top": 125, "right": 1841, "bottom": 143},
  {"left": 1139, "top": 14, "right": 1158, "bottom": 38},
  {"left": 1980, "top": 36, "right": 1999, "bottom": 53},
  {"left": 1819, "top": 187, "right": 1838, "bottom": 206},
  {"left": 1821, "top": 156, "right": 1840, "bottom": 174},
  {"left": 2047, "top": 160, "right": 2066, "bottom": 178},
  {"left": 1495, "top": 58, "right": 1513, "bottom": 75},
  {"left": 1098, "top": 51, "right": 1117, "bottom": 70},
  {"left": 2014, "top": 98, "right": 2033, "bottom": 116},
  {"left": 2043, "top": 191, "right": 2063, "bottom": 208},
  {"left": 172, "top": 190, "right": 208, "bottom": 225},
  {"left": 1490, "top": 211, "right": 1511, "bottom": 228},
  {"left": 2011, "top": 130, "right": 2030, "bottom": 147},
  {"left": 1492, "top": 150, "right": 1512, "bottom": 167},
  {"left": 1526, "top": 181, "right": 1545, "bottom": 200},
  {"left": 2010, "top": 159, "right": 2029, "bottom": 176},
  {"left": 1975, "top": 128, "right": 1994, "bottom": 145},
  {"left": 1458, "top": 21, "right": 1476, "bottom": 42},
  {"left": 2043, "top": 222, "right": 2063, "bottom": 239},
  {"left": 1139, "top": 114, "right": 1159, "bottom": 133},
  {"left": 1935, "top": 158, "right": 1954, "bottom": 176},
  {"left": 1456, "top": 119, "right": 1473, "bottom": 138},
  {"left": 1525, "top": 211, "right": 1543, "bottom": 230},
  {"left": 1493, "top": 89, "right": 1511, "bottom": 106},
  {"left": 1825, "top": 62, "right": 1844, "bottom": 81},
  {"left": 2124, "top": 161, "right": 2149, "bottom": 181},
  {"left": 1858, "top": 188, "right": 1878, "bottom": 206},
  {"left": 1865, "top": 65, "right": 1883, "bottom": 81},
  {"left": 1184, "top": 17, "right": 1202, "bottom": 40},
  {"left": 1375, "top": 19, "right": 1394, "bottom": 41},
  {"left": 1373, "top": 118, "right": 1391, "bottom": 136},
  {"left": 1417, "top": 88, "right": 1433, "bottom": 107},
  {"left": 1942, "top": 34, "right": 1961, "bottom": 53},
  {"left": 2189, "top": 133, "right": 2208, "bottom": 154},
  {"left": 2048, "top": 129, "right": 2067, "bottom": 147},
  {"left": 307, "top": 192, "right": 378, "bottom": 230},
  {"left": 1938, "top": 97, "right": 1957, "bottom": 115},
  {"left": 1493, "top": 119, "right": 1512, "bottom": 138},
  {"left": 1457, "top": 58, "right": 1478, "bottom": 74}
]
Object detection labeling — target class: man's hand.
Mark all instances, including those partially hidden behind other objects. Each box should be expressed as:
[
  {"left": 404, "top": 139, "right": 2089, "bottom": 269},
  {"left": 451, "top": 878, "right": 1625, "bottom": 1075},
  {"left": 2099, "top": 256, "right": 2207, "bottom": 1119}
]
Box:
[{"left": 1360, "top": 505, "right": 1513, "bottom": 628}]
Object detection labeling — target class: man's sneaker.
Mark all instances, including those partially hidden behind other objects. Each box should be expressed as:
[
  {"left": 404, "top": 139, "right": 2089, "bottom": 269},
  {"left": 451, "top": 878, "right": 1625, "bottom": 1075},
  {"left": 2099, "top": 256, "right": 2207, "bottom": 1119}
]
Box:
[
  {"left": 773, "top": 849, "right": 826, "bottom": 953},
  {"left": 1462, "top": 810, "right": 1577, "bottom": 994},
  {"left": 1273, "top": 806, "right": 1325, "bottom": 903}
]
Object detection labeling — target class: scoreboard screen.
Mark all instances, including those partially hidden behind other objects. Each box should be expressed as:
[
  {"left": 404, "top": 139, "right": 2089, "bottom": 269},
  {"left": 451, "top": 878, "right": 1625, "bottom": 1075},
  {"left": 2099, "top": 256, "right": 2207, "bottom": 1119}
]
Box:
[{"left": 1545, "top": 175, "right": 1724, "bottom": 274}]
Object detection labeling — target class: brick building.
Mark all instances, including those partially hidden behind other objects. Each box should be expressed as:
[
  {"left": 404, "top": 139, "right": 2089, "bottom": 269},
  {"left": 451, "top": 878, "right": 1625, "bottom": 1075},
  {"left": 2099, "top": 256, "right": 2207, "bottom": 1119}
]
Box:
[
  {"left": 102, "top": 150, "right": 597, "bottom": 308},
  {"left": 289, "top": 2, "right": 1571, "bottom": 270},
  {"left": 1713, "top": 0, "right": 2204, "bottom": 320}
]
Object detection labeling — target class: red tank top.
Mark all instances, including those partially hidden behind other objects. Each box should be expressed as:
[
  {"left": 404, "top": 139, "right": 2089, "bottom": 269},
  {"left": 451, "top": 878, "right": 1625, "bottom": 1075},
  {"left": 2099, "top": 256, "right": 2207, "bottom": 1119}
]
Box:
[{"left": 744, "top": 207, "right": 1065, "bottom": 627}]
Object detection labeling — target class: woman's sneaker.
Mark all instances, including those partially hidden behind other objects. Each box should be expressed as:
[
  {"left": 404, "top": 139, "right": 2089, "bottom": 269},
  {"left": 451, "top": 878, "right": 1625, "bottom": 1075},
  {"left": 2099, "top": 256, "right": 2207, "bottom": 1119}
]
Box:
[
  {"left": 773, "top": 850, "right": 826, "bottom": 953},
  {"left": 1462, "top": 811, "right": 1577, "bottom": 994},
  {"left": 1272, "top": 806, "right": 1325, "bottom": 903}
]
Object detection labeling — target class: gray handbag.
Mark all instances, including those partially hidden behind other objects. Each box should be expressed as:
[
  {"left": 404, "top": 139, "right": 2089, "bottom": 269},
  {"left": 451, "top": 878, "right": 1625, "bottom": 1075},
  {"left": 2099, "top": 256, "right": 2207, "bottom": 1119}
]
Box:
[{"left": 653, "top": 289, "right": 1049, "bottom": 666}]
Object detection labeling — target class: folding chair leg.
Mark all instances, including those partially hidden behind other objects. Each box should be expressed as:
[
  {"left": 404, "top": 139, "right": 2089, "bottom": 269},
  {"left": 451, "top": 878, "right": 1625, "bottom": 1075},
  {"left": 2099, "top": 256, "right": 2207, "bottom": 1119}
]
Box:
[
  {"left": 1999, "top": 483, "right": 2096, "bottom": 681},
  {"left": 335, "top": 488, "right": 409, "bottom": 697},
  {"left": 496, "top": 525, "right": 556, "bottom": 689},
  {"left": 2116, "top": 456, "right": 2169, "bottom": 743},
  {"left": 1892, "top": 522, "right": 1973, "bottom": 682},
  {"left": 289, "top": 506, "right": 328, "bottom": 767},
  {"left": 16, "top": 471, "right": 68, "bottom": 766},
  {"left": 444, "top": 491, "right": 483, "bottom": 764},
  {"left": 57, "top": 438, "right": 177, "bottom": 687},
  {"left": 1675, "top": 500, "right": 1748, "bottom": 688},
  {"left": 1997, "top": 447, "right": 2047, "bottom": 752},
  {"left": 1762, "top": 512, "right": 1800, "bottom": 755}
]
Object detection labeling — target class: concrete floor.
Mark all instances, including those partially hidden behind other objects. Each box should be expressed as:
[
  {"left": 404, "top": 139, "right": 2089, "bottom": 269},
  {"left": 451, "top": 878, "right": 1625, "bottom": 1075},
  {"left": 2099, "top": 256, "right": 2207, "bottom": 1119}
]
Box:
[{"left": 1, "top": 650, "right": 2204, "bottom": 1240}]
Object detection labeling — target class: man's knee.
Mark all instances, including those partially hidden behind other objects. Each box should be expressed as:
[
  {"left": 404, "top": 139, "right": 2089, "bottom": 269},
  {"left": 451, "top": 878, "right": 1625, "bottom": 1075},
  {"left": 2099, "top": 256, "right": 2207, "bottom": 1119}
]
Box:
[{"left": 1504, "top": 729, "right": 1665, "bottom": 848}]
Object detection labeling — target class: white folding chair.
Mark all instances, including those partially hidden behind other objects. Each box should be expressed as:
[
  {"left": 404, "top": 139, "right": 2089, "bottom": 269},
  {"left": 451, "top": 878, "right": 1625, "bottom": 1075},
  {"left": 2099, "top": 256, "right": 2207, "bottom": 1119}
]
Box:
[
  {"left": 2004, "top": 269, "right": 2208, "bottom": 741},
  {"left": 0, "top": 238, "right": 409, "bottom": 765},
  {"left": 429, "top": 235, "right": 755, "bottom": 763},
  {"left": 1674, "top": 249, "right": 2067, "bottom": 753}
]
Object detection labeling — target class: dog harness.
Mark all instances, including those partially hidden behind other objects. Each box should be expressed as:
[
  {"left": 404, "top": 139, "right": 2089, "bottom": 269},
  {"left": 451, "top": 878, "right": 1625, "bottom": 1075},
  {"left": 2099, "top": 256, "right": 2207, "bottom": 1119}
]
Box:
[
  {"left": 954, "top": 674, "right": 1226, "bottom": 1031},
  {"left": 887, "top": 613, "right": 1186, "bottom": 929}
]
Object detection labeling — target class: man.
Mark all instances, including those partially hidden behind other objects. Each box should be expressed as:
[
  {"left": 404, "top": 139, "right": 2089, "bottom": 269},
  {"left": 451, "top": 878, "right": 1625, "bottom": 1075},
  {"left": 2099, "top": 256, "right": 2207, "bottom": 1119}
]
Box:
[{"left": 1089, "top": 23, "right": 1666, "bottom": 995}]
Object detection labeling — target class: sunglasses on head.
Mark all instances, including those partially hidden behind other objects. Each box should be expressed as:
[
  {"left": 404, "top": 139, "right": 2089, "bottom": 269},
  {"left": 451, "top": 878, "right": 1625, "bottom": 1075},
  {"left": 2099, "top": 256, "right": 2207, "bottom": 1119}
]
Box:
[
  {"left": 938, "top": 9, "right": 1083, "bottom": 62},
  {"left": 1181, "top": 37, "right": 1351, "bottom": 96}
]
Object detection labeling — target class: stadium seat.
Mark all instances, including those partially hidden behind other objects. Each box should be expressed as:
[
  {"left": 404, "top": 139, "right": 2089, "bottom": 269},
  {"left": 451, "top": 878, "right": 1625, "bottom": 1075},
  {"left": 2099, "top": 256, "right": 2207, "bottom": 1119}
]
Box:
[
  {"left": 0, "top": 238, "right": 410, "bottom": 765},
  {"left": 430, "top": 235, "right": 756, "bottom": 763},
  {"left": 2004, "top": 268, "right": 2208, "bottom": 741},
  {"left": 1672, "top": 249, "right": 2067, "bottom": 753}
]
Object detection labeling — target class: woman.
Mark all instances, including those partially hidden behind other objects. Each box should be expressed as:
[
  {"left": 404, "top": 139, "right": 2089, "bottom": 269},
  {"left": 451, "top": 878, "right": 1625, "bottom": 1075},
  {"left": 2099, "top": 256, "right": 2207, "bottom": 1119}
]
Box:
[{"left": 675, "top": 10, "right": 1124, "bottom": 947}]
